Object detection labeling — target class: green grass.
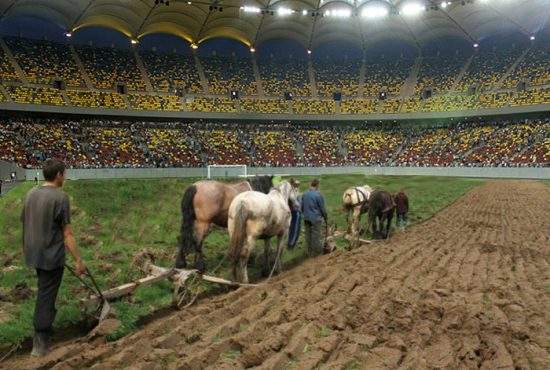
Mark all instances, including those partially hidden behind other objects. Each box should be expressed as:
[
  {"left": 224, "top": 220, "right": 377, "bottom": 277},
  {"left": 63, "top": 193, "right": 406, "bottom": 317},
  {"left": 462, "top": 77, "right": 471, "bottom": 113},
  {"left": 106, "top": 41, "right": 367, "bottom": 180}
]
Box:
[{"left": 0, "top": 175, "right": 483, "bottom": 350}]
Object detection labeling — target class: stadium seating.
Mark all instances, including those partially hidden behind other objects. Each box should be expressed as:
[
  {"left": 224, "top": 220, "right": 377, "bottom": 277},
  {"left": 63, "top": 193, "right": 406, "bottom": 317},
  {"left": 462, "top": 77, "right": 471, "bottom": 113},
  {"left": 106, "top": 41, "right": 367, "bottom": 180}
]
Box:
[
  {"left": 0, "top": 46, "right": 19, "bottom": 82},
  {"left": 66, "top": 90, "right": 127, "bottom": 109},
  {"left": 508, "top": 88, "right": 550, "bottom": 107},
  {"left": 127, "top": 94, "right": 183, "bottom": 111},
  {"left": 340, "top": 99, "right": 377, "bottom": 114},
  {"left": 502, "top": 46, "right": 550, "bottom": 89},
  {"left": 141, "top": 127, "right": 201, "bottom": 167},
  {"left": 5, "top": 37, "right": 83, "bottom": 86},
  {"left": 140, "top": 51, "right": 202, "bottom": 93},
  {"left": 292, "top": 100, "right": 335, "bottom": 115},
  {"left": 198, "top": 129, "right": 248, "bottom": 165},
  {"left": 258, "top": 57, "right": 310, "bottom": 97},
  {"left": 84, "top": 126, "right": 147, "bottom": 168},
  {"left": 314, "top": 57, "right": 361, "bottom": 97},
  {"left": 186, "top": 97, "right": 237, "bottom": 113},
  {"left": 0, "top": 122, "right": 26, "bottom": 164},
  {"left": 364, "top": 58, "right": 414, "bottom": 97},
  {"left": 201, "top": 55, "right": 256, "bottom": 95},
  {"left": 415, "top": 54, "right": 468, "bottom": 94},
  {"left": 297, "top": 129, "right": 343, "bottom": 166},
  {"left": 240, "top": 99, "right": 288, "bottom": 114},
  {"left": 344, "top": 130, "right": 403, "bottom": 165},
  {"left": 77, "top": 45, "right": 145, "bottom": 91},
  {"left": 457, "top": 44, "right": 524, "bottom": 92},
  {"left": 8, "top": 86, "right": 65, "bottom": 106},
  {"left": 252, "top": 129, "right": 297, "bottom": 166}
]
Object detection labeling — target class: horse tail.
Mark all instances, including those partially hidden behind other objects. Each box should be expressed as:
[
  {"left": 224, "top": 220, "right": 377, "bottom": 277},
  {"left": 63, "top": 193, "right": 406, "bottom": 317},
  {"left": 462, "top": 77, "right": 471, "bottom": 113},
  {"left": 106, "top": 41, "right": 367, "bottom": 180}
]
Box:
[
  {"left": 229, "top": 201, "right": 248, "bottom": 262},
  {"left": 179, "top": 185, "right": 198, "bottom": 256}
]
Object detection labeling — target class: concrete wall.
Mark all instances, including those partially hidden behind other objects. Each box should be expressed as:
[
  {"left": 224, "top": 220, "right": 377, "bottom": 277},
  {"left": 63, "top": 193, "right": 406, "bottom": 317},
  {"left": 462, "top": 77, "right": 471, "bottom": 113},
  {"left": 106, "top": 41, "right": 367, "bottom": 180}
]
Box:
[{"left": 25, "top": 166, "right": 550, "bottom": 181}]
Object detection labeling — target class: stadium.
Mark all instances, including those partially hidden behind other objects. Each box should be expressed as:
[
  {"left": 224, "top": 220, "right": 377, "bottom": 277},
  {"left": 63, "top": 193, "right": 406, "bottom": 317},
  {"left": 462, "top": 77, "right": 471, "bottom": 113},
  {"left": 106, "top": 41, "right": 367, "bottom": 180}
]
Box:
[{"left": 0, "top": 0, "right": 549, "bottom": 368}]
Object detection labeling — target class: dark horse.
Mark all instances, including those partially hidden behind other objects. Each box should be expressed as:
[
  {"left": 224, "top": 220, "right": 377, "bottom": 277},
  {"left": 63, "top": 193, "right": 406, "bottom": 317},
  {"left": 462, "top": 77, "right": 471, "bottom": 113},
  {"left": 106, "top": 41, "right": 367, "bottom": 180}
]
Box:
[
  {"left": 176, "top": 176, "right": 273, "bottom": 270},
  {"left": 367, "top": 190, "right": 395, "bottom": 239}
]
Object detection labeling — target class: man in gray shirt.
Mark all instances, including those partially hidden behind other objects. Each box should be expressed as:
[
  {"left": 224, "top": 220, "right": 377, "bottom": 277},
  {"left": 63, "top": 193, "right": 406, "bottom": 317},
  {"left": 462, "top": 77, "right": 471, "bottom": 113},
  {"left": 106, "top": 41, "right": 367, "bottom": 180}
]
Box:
[{"left": 21, "top": 159, "right": 86, "bottom": 357}]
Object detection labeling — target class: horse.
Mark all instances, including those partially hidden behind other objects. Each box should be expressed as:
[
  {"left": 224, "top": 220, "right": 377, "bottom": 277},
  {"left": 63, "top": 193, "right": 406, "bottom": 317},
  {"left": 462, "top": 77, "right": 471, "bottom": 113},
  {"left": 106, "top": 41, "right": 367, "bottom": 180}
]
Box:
[
  {"left": 342, "top": 185, "right": 373, "bottom": 238},
  {"left": 228, "top": 181, "right": 298, "bottom": 284},
  {"left": 176, "top": 176, "right": 273, "bottom": 270},
  {"left": 367, "top": 190, "right": 395, "bottom": 239}
]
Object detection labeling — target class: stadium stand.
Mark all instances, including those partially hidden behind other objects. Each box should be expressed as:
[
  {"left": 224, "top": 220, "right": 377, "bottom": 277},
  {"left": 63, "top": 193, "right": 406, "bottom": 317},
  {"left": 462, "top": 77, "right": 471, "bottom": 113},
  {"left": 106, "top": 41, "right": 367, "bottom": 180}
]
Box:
[
  {"left": 502, "top": 45, "right": 550, "bottom": 89},
  {"left": 240, "top": 98, "right": 288, "bottom": 114},
  {"left": 66, "top": 90, "right": 127, "bottom": 109},
  {"left": 258, "top": 57, "right": 310, "bottom": 97},
  {"left": 140, "top": 51, "right": 202, "bottom": 93},
  {"left": 0, "top": 44, "right": 19, "bottom": 82},
  {"left": 292, "top": 99, "right": 335, "bottom": 115},
  {"left": 77, "top": 45, "right": 145, "bottom": 91},
  {"left": 340, "top": 99, "right": 377, "bottom": 114},
  {"left": 415, "top": 54, "right": 468, "bottom": 94},
  {"left": 363, "top": 57, "right": 414, "bottom": 97},
  {"left": 185, "top": 97, "right": 237, "bottom": 113},
  {"left": 127, "top": 94, "right": 183, "bottom": 111},
  {"left": 5, "top": 37, "right": 83, "bottom": 86},
  {"left": 314, "top": 56, "right": 361, "bottom": 97},
  {"left": 8, "top": 86, "right": 65, "bottom": 106},
  {"left": 1, "top": 117, "right": 548, "bottom": 168},
  {"left": 201, "top": 55, "right": 256, "bottom": 95}
]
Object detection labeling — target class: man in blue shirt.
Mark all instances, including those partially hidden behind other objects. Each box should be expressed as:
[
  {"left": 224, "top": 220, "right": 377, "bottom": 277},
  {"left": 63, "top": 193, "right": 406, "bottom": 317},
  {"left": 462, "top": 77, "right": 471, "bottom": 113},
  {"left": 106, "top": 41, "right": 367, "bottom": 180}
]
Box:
[{"left": 301, "top": 179, "right": 327, "bottom": 256}]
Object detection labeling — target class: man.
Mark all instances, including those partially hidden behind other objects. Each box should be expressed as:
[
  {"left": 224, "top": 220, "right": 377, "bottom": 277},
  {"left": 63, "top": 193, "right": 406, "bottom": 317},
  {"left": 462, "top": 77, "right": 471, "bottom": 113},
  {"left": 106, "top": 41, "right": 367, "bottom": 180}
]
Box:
[
  {"left": 287, "top": 179, "right": 302, "bottom": 249},
  {"left": 301, "top": 178, "right": 327, "bottom": 256},
  {"left": 21, "top": 159, "right": 86, "bottom": 357},
  {"left": 394, "top": 190, "right": 409, "bottom": 229}
]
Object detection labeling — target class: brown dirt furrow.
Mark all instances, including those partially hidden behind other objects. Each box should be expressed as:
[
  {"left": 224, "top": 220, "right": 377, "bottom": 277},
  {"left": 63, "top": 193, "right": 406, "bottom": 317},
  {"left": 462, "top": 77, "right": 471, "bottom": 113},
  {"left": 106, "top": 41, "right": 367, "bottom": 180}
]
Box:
[{"left": 4, "top": 180, "right": 550, "bottom": 370}]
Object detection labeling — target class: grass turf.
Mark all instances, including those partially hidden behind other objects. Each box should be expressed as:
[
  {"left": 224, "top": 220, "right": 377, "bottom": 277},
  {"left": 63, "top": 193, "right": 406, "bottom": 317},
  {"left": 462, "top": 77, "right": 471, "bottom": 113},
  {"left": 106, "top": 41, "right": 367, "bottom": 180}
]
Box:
[{"left": 0, "top": 175, "right": 484, "bottom": 349}]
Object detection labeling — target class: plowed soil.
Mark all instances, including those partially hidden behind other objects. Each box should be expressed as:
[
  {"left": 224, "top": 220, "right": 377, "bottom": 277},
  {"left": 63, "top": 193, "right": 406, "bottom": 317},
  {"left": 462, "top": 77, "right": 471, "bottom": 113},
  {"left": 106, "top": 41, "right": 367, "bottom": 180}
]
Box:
[{"left": 4, "top": 181, "right": 550, "bottom": 370}]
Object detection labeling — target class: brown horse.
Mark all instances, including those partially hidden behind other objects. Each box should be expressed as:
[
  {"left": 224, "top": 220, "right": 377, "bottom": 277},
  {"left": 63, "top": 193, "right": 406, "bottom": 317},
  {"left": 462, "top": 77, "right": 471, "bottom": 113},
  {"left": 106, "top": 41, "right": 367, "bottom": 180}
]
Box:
[
  {"left": 176, "top": 176, "right": 273, "bottom": 270},
  {"left": 367, "top": 190, "right": 395, "bottom": 239}
]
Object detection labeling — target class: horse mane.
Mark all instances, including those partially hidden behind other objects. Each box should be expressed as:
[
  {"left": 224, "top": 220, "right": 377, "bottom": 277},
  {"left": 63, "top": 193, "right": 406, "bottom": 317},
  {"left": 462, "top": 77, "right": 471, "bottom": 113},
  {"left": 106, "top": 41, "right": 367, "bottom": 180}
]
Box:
[{"left": 248, "top": 175, "right": 273, "bottom": 194}]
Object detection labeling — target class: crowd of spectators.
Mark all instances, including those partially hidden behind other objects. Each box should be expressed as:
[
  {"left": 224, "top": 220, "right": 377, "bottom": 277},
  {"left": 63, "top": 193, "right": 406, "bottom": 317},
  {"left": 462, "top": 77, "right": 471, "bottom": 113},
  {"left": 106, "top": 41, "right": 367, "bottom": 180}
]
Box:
[
  {"left": 415, "top": 54, "right": 468, "bottom": 94},
  {"left": 363, "top": 57, "right": 414, "bottom": 97},
  {"left": 502, "top": 45, "right": 550, "bottom": 89},
  {"left": 0, "top": 48, "right": 18, "bottom": 82},
  {"left": 186, "top": 97, "right": 237, "bottom": 113},
  {"left": 8, "top": 86, "right": 65, "bottom": 106},
  {"left": 240, "top": 99, "right": 288, "bottom": 114},
  {"left": 6, "top": 37, "right": 83, "bottom": 87},
  {"left": 128, "top": 94, "right": 183, "bottom": 111},
  {"left": 1, "top": 117, "right": 548, "bottom": 169},
  {"left": 292, "top": 100, "right": 335, "bottom": 115},
  {"left": 66, "top": 90, "right": 127, "bottom": 109}
]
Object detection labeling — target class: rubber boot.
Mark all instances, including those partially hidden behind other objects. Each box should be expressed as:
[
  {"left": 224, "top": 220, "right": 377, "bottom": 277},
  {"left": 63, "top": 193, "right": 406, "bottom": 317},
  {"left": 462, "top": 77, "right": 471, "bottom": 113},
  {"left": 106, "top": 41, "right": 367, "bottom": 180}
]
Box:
[{"left": 31, "top": 332, "right": 50, "bottom": 357}]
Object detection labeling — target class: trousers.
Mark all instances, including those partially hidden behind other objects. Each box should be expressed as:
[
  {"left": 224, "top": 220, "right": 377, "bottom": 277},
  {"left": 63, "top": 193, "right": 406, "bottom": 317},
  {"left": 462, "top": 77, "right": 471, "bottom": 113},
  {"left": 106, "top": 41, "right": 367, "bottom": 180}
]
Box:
[
  {"left": 304, "top": 220, "right": 323, "bottom": 256},
  {"left": 34, "top": 267, "right": 64, "bottom": 334}
]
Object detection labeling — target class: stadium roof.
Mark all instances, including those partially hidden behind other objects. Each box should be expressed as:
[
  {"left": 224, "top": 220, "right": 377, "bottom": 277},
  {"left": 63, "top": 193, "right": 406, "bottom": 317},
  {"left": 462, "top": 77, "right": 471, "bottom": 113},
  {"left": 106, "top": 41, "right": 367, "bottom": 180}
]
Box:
[{"left": 0, "top": 0, "right": 548, "bottom": 49}]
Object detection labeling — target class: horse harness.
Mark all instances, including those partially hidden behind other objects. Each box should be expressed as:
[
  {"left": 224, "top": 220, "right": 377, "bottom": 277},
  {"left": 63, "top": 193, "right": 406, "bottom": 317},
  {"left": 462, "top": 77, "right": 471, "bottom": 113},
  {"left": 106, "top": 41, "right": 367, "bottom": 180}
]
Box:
[{"left": 351, "top": 187, "right": 370, "bottom": 212}]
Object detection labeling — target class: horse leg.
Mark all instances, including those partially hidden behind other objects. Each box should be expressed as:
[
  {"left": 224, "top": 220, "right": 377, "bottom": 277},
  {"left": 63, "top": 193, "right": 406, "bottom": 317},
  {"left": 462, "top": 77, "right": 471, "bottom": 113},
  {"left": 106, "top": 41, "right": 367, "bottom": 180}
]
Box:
[
  {"left": 236, "top": 234, "right": 255, "bottom": 284},
  {"left": 352, "top": 207, "right": 361, "bottom": 238},
  {"left": 274, "top": 234, "right": 285, "bottom": 275},
  {"left": 193, "top": 221, "right": 210, "bottom": 273},
  {"left": 262, "top": 238, "right": 271, "bottom": 277}
]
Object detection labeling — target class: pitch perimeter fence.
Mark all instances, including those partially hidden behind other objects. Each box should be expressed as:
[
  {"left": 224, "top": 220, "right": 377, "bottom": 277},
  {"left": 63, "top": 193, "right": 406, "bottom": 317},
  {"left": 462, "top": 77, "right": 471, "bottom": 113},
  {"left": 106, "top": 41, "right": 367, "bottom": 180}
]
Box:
[{"left": 24, "top": 166, "right": 549, "bottom": 181}]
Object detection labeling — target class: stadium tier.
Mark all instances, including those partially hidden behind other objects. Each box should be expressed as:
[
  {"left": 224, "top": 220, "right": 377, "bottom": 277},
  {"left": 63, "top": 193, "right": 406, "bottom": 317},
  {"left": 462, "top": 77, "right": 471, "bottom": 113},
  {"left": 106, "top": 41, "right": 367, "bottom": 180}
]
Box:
[
  {"left": 1, "top": 117, "right": 548, "bottom": 169},
  {"left": 0, "top": 36, "right": 548, "bottom": 114}
]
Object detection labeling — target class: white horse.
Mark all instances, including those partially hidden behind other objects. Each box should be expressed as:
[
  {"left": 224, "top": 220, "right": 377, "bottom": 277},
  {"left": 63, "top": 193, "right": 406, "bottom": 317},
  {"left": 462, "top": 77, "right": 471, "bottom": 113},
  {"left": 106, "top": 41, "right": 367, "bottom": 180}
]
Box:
[
  {"left": 342, "top": 185, "right": 373, "bottom": 238},
  {"left": 228, "top": 181, "right": 298, "bottom": 284}
]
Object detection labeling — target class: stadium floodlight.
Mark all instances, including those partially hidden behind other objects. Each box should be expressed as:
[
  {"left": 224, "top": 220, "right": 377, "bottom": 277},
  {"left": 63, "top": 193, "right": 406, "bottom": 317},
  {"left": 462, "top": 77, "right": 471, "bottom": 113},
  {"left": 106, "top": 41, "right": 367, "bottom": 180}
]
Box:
[
  {"left": 131, "top": 39, "right": 138, "bottom": 44},
  {"left": 361, "top": 5, "right": 389, "bottom": 19},
  {"left": 530, "top": 35, "right": 535, "bottom": 41},
  {"left": 65, "top": 32, "right": 72, "bottom": 37},
  {"left": 187, "top": 1, "right": 191, "bottom": 4},
  {"left": 302, "top": 9, "right": 308, "bottom": 16},
  {"left": 307, "top": 49, "right": 312, "bottom": 54},
  {"left": 190, "top": 43, "right": 198, "bottom": 49},
  {"left": 326, "top": 8, "right": 352, "bottom": 18},
  {"left": 473, "top": 43, "right": 479, "bottom": 48},
  {"left": 250, "top": 47, "right": 255, "bottom": 52},
  {"left": 243, "top": 5, "right": 261, "bottom": 13},
  {"left": 441, "top": 1, "right": 448, "bottom": 8},
  {"left": 277, "top": 7, "right": 294, "bottom": 16},
  {"left": 400, "top": 2, "right": 426, "bottom": 16}
]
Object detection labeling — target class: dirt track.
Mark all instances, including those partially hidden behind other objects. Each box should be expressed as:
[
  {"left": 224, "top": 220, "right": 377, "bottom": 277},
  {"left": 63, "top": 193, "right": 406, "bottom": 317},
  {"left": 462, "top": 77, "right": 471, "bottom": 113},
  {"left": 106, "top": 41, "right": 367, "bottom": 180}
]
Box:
[{"left": 5, "top": 180, "right": 550, "bottom": 369}]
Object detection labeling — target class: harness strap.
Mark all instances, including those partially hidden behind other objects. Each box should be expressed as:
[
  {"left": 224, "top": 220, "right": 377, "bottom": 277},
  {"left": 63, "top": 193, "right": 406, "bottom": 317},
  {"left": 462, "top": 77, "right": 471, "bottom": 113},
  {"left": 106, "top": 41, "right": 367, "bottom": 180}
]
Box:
[{"left": 350, "top": 187, "right": 369, "bottom": 208}]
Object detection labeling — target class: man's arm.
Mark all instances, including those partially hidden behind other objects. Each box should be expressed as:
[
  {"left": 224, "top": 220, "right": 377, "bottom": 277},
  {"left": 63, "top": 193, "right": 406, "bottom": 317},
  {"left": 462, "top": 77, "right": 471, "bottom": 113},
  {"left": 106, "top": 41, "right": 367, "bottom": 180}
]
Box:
[
  {"left": 317, "top": 195, "right": 328, "bottom": 222},
  {"left": 63, "top": 224, "right": 86, "bottom": 275}
]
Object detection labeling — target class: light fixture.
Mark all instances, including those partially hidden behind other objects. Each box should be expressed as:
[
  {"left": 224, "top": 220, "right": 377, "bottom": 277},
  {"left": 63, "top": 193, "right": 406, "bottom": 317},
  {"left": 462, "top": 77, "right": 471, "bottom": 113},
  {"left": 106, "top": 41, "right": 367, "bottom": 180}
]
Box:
[
  {"left": 131, "top": 39, "right": 138, "bottom": 44},
  {"left": 243, "top": 5, "right": 261, "bottom": 13},
  {"left": 441, "top": 1, "right": 448, "bottom": 8},
  {"left": 326, "top": 8, "right": 351, "bottom": 18},
  {"left": 277, "top": 7, "right": 294, "bottom": 16},
  {"left": 65, "top": 32, "right": 72, "bottom": 37},
  {"left": 307, "top": 49, "right": 312, "bottom": 54},
  {"left": 250, "top": 47, "right": 255, "bottom": 52},
  {"left": 302, "top": 9, "right": 308, "bottom": 16},
  {"left": 400, "top": 2, "right": 426, "bottom": 16},
  {"left": 473, "top": 43, "right": 479, "bottom": 48},
  {"left": 361, "top": 5, "right": 389, "bottom": 19},
  {"left": 191, "top": 43, "right": 198, "bottom": 49},
  {"left": 187, "top": 1, "right": 191, "bottom": 4},
  {"left": 530, "top": 35, "right": 535, "bottom": 41}
]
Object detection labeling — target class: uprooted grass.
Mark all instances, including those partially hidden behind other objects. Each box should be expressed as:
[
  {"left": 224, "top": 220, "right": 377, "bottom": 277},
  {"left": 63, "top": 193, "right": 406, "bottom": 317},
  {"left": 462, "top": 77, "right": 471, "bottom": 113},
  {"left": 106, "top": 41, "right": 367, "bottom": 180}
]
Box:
[{"left": 0, "top": 175, "right": 483, "bottom": 349}]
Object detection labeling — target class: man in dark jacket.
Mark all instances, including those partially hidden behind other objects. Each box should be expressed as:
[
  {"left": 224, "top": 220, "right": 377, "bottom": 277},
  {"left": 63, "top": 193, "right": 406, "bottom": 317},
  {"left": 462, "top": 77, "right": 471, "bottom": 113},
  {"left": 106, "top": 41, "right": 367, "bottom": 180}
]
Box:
[
  {"left": 287, "top": 179, "right": 302, "bottom": 249},
  {"left": 394, "top": 190, "right": 409, "bottom": 228},
  {"left": 301, "top": 179, "right": 327, "bottom": 256},
  {"left": 21, "top": 159, "right": 86, "bottom": 357}
]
